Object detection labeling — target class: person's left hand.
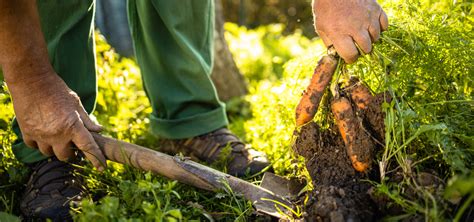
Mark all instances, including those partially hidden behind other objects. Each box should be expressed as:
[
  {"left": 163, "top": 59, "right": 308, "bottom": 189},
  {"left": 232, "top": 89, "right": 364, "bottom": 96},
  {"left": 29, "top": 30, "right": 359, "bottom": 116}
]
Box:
[{"left": 312, "top": 0, "right": 389, "bottom": 64}]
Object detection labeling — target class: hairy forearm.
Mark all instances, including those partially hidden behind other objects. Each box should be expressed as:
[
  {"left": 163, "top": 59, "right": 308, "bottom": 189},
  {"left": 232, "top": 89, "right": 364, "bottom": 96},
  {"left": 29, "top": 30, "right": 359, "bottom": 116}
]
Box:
[{"left": 0, "top": 0, "right": 53, "bottom": 84}]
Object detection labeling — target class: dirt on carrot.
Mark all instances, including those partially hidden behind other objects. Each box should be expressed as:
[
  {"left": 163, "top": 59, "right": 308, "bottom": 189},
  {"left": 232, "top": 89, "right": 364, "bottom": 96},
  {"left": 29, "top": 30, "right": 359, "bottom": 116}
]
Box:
[
  {"left": 294, "top": 122, "right": 375, "bottom": 221},
  {"left": 331, "top": 96, "right": 373, "bottom": 172},
  {"left": 295, "top": 54, "right": 338, "bottom": 127},
  {"left": 345, "top": 77, "right": 388, "bottom": 144},
  {"left": 294, "top": 80, "right": 389, "bottom": 221}
]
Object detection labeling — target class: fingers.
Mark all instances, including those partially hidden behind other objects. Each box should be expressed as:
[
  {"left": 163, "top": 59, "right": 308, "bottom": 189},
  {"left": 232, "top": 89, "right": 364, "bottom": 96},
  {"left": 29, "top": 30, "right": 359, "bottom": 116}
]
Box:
[
  {"left": 37, "top": 142, "right": 54, "bottom": 156},
  {"left": 368, "top": 20, "right": 381, "bottom": 42},
  {"left": 52, "top": 143, "right": 75, "bottom": 161},
  {"left": 352, "top": 30, "right": 372, "bottom": 54},
  {"left": 317, "top": 30, "right": 333, "bottom": 48},
  {"left": 71, "top": 121, "right": 106, "bottom": 171},
  {"left": 332, "top": 35, "right": 359, "bottom": 64},
  {"left": 24, "top": 137, "right": 38, "bottom": 149},
  {"left": 380, "top": 10, "right": 389, "bottom": 31},
  {"left": 25, "top": 134, "right": 74, "bottom": 161},
  {"left": 78, "top": 107, "right": 102, "bottom": 132}
]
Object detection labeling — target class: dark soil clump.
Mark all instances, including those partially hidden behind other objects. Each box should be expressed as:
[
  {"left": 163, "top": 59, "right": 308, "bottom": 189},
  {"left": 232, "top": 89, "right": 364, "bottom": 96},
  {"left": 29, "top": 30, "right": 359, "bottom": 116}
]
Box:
[
  {"left": 293, "top": 81, "right": 389, "bottom": 221},
  {"left": 295, "top": 123, "right": 375, "bottom": 221}
]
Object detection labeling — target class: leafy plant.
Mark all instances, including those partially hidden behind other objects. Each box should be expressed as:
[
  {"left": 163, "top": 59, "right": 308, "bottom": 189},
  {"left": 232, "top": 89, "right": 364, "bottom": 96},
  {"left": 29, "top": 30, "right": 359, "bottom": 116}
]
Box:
[{"left": 0, "top": 0, "right": 472, "bottom": 220}]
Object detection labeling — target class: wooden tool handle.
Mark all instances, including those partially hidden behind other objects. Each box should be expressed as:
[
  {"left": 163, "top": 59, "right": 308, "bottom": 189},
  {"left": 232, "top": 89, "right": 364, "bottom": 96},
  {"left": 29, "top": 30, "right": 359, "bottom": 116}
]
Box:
[
  {"left": 92, "top": 132, "right": 216, "bottom": 191},
  {"left": 91, "top": 132, "right": 293, "bottom": 218}
]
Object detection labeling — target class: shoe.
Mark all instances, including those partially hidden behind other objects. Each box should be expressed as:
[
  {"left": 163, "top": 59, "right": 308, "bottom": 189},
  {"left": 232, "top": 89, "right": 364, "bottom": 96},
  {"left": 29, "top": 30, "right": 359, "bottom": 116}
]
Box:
[
  {"left": 159, "top": 128, "right": 270, "bottom": 177},
  {"left": 20, "top": 157, "right": 85, "bottom": 221}
]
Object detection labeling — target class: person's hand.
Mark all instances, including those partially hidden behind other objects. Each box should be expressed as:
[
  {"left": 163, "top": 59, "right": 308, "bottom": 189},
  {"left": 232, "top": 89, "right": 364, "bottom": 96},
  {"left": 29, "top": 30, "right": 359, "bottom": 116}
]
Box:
[
  {"left": 7, "top": 71, "right": 107, "bottom": 171},
  {"left": 0, "top": 0, "right": 105, "bottom": 171},
  {"left": 312, "top": 0, "right": 389, "bottom": 63}
]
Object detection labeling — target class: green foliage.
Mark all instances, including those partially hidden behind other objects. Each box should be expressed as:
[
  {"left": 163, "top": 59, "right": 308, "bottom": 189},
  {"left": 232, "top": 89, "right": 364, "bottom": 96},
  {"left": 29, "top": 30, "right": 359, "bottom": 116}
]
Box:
[
  {"left": 94, "top": 34, "right": 156, "bottom": 146},
  {"left": 240, "top": 45, "right": 326, "bottom": 177},
  {"left": 70, "top": 34, "right": 255, "bottom": 221},
  {"left": 0, "top": 212, "right": 20, "bottom": 222},
  {"left": 224, "top": 22, "right": 328, "bottom": 178},
  {"left": 73, "top": 173, "right": 184, "bottom": 222},
  {"left": 225, "top": 23, "right": 319, "bottom": 84},
  {"left": 0, "top": 84, "right": 28, "bottom": 215},
  {"left": 0, "top": 0, "right": 472, "bottom": 220},
  {"left": 347, "top": 0, "right": 473, "bottom": 219},
  {"left": 229, "top": 0, "right": 473, "bottom": 220}
]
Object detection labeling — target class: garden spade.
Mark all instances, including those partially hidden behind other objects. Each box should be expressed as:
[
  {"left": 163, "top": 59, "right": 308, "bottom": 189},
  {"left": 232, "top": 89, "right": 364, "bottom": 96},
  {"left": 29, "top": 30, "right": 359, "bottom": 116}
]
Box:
[{"left": 91, "top": 132, "right": 301, "bottom": 219}]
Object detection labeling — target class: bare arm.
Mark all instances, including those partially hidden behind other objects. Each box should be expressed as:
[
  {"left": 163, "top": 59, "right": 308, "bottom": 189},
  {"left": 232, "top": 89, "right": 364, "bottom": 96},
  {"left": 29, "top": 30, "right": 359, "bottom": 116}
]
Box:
[
  {"left": 0, "top": 0, "right": 106, "bottom": 170},
  {"left": 0, "top": 0, "right": 52, "bottom": 82}
]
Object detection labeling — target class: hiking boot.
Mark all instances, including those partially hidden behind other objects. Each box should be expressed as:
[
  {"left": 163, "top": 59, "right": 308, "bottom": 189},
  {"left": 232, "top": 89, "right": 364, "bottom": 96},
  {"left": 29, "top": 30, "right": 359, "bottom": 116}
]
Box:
[
  {"left": 20, "top": 157, "right": 85, "bottom": 221},
  {"left": 159, "top": 128, "right": 270, "bottom": 177}
]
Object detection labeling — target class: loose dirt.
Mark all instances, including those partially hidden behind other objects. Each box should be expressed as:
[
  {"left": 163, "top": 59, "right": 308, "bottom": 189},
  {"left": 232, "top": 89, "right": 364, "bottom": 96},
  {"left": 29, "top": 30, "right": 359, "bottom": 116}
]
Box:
[
  {"left": 293, "top": 81, "right": 389, "bottom": 221},
  {"left": 295, "top": 123, "right": 375, "bottom": 221}
]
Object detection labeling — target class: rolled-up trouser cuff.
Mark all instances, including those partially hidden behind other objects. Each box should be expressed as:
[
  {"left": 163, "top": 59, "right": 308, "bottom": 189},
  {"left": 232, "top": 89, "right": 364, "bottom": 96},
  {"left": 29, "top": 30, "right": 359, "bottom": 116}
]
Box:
[{"left": 150, "top": 105, "right": 228, "bottom": 139}]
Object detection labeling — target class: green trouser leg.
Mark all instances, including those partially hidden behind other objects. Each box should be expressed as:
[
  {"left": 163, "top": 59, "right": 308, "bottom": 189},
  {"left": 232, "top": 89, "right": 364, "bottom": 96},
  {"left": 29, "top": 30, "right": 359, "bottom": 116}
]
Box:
[
  {"left": 12, "top": 0, "right": 227, "bottom": 163},
  {"left": 11, "top": 0, "right": 97, "bottom": 163},
  {"left": 127, "top": 0, "right": 228, "bottom": 139}
]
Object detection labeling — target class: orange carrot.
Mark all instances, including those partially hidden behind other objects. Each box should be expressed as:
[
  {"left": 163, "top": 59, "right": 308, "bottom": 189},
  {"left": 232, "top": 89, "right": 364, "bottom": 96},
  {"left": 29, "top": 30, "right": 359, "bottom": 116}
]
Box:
[
  {"left": 347, "top": 78, "right": 387, "bottom": 143},
  {"left": 331, "top": 96, "right": 372, "bottom": 172},
  {"left": 348, "top": 77, "right": 373, "bottom": 110},
  {"left": 295, "top": 54, "right": 338, "bottom": 127}
]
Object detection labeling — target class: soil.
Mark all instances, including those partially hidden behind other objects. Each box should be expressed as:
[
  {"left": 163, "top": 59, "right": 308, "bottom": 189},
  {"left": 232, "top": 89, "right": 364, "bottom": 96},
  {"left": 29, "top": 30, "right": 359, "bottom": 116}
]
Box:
[
  {"left": 295, "top": 123, "right": 376, "bottom": 221},
  {"left": 293, "top": 82, "right": 389, "bottom": 221}
]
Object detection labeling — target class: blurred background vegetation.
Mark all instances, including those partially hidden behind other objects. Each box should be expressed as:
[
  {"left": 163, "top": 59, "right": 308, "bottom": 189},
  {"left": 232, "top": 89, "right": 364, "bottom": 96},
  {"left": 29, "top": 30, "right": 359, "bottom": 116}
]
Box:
[
  {"left": 222, "top": 0, "right": 314, "bottom": 36},
  {"left": 0, "top": 0, "right": 473, "bottom": 221}
]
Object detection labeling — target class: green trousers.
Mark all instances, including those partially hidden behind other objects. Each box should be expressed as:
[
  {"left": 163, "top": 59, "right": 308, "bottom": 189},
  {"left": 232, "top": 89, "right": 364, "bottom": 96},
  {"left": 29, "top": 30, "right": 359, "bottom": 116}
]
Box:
[{"left": 11, "top": 0, "right": 228, "bottom": 163}]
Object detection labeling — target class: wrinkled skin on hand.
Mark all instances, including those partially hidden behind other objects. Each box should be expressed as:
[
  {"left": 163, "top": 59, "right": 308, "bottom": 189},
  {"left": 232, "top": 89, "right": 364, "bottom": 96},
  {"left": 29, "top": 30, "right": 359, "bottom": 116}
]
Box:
[
  {"left": 313, "top": 0, "right": 389, "bottom": 63},
  {"left": 8, "top": 72, "right": 107, "bottom": 171},
  {"left": 0, "top": 0, "right": 106, "bottom": 171}
]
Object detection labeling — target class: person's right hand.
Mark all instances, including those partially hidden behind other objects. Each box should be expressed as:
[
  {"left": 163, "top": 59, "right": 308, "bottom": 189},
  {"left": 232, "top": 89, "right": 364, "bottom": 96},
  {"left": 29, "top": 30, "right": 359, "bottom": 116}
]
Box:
[
  {"left": 7, "top": 71, "right": 107, "bottom": 171},
  {"left": 312, "top": 0, "right": 389, "bottom": 64}
]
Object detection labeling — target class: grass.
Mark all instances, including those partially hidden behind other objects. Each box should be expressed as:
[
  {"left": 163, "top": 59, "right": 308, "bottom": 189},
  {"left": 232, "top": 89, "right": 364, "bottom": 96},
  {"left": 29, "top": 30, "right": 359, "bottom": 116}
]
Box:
[{"left": 0, "top": 0, "right": 473, "bottom": 221}]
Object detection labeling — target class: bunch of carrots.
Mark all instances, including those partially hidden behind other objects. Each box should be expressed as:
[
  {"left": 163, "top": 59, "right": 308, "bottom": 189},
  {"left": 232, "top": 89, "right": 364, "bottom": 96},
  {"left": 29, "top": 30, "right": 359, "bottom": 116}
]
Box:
[{"left": 295, "top": 48, "right": 378, "bottom": 173}]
